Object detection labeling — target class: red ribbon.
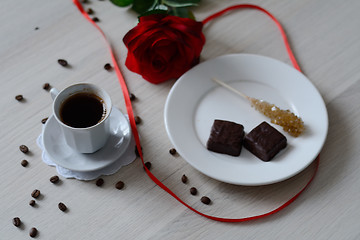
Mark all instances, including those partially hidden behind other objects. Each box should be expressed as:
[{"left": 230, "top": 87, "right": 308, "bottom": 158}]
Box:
[{"left": 72, "top": 1, "right": 319, "bottom": 222}]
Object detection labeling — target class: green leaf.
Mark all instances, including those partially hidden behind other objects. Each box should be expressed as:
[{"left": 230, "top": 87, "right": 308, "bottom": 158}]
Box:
[
  {"left": 109, "top": 0, "right": 133, "bottom": 7},
  {"left": 132, "top": 0, "right": 158, "bottom": 14},
  {"left": 163, "top": 0, "right": 200, "bottom": 8},
  {"left": 168, "top": 7, "right": 195, "bottom": 19}
]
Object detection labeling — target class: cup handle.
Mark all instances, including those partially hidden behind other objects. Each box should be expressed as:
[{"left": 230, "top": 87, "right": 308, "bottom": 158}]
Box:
[{"left": 50, "top": 88, "right": 59, "bottom": 100}]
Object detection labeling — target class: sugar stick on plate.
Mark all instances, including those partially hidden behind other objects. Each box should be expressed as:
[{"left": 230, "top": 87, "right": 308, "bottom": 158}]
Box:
[{"left": 212, "top": 77, "right": 305, "bottom": 137}]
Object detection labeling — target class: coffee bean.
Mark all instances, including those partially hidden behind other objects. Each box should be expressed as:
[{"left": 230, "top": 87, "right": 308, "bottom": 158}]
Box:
[
  {"left": 35, "top": 27, "right": 39, "bottom": 30},
  {"left": 29, "top": 227, "right": 38, "bottom": 238},
  {"left": 169, "top": 148, "right": 177, "bottom": 155},
  {"left": 41, "top": 117, "right": 48, "bottom": 124},
  {"left": 12, "top": 217, "right": 21, "bottom": 227},
  {"left": 31, "top": 189, "right": 40, "bottom": 198},
  {"left": 15, "top": 95, "right": 23, "bottom": 101},
  {"left": 201, "top": 196, "right": 211, "bottom": 205},
  {"left": 115, "top": 181, "right": 124, "bottom": 190},
  {"left": 144, "top": 162, "right": 151, "bottom": 171},
  {"left": 42, "top": 83, "right": 50, "bottom": 90},
  {"left": 92, "top": 17, "right": 100, "bottom": 22},
  {"left": 134, "top": 116, "right": 141, "bottom": 124},
  {"left": 135, "top": 146, "right": 139, "bottom": 157},
  {"left": 58, "top": 202, "right": 67, "bottom": 212},
  {"left": 96, "top": 178, "right": 104, "bottom": 186},
  {"left": 58, "top": 59, "right": 68, "bottom": 67},
  {"left": 21, "top": 159, "right": 28, "bottom": 167},
  {"left": 129, "top": 93, "right": 136, "bottom": 101},
  {"left": 87, "top": 8, "right": 94, "bottom": 14},
  {"left": 104, "top": 63, "right": 112, "bottom": 71},
  {"left": 181, "top": 174, "right": 188, "bottom": 184},
  {"left": 29, "top": 199, "right": 36, "bottom": 206},
  {"left": 190, "top": 187, "right": 197, "bottom": 195},
  {"left": 82, "top": 0, "right": 89, "bottom": 3},
  {"left": 50, "top": 175, "right": 59, "bottom": 184},
  {"left": 19, "top": 145, "right": 29, "bottom": 153}
]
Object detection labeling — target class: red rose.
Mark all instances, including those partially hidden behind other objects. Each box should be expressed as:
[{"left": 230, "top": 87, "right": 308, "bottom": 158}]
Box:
[{"left": 123, "top": 14, "right": 206, "bottom": 84}]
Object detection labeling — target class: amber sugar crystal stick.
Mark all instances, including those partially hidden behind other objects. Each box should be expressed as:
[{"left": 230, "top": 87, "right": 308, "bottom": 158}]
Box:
[{"left": 212, "top": 78, "right": 305, "bottom": 137}]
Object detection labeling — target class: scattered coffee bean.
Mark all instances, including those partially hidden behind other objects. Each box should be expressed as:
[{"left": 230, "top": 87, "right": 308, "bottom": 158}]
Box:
[
  {"left": 135, "top": 146, "right": 140, "bottom": 157},
  {"left": 42, "top": 83, "right": 50, "bottom": 90},
  {"left": 190, "top": 187, "right": 197, "bottom": 195},
  {"left": 115, "top": 181, "right": 124, "bottom": 190},
  {"left": 135, "top": 146, "right": 144, "bottom": 157},
  {"left": 19, "top": 145, "right": 29, "bottom": 153},
  {"left": 134, "top": 116, "right": 141, "bottom": 124},
  {"left": 144, "top": 162, "right": 151, "bottom": 171},
  {"left": 12, "top": 217, "right": 21, "bottom": 227},
  {"left": 29, "top": 227, "right": 38, "bottom": 238},
  {"left": 82, "top": 0, "right": 89, "bottom": 3},
  {"left": 35, "top": 27, "right": 39, "bottom": 30},
  {"left": 87, "top": 8, "right": 94, "bottom": 14},
  {"left": 21, "top": 159, "right": 28, "bottom": 167},
  {"left": 96, "top": 178, "right": 104, "bottom": 186},
  {"left": 15, "top": 95, "right": 24, "bottom": 101},
  {"left": 31, "top": 189, "right": 40, "bottom": 198},
  {"left": 58, "top": 59, "right": 68, "bottom": 67},
  {"left": 50, "top": 175, "right": 59, "bottom": 184},
  {"left": 169, "top": 148, "right": 177, "bottom": 155},
  {"left": 29, "top": 199, "right": 36, "bottom": 206},
  {"left": 129, "top": 93, "right": 136, "bottom": 101},
  {"left": 41, "top": 117, "right": 48, "bottom": 124},
  {"left": 58, "top": 202, "right": 67, "bottom": 212},
  {"left": 92, "top": 17, "right": 100, "bottom": 22},
  {"left": 104, "top": 63, "right": 112, "bottom": 71},
  {"left": 181, "top": 174, "right": 188, "bottom": 184},
  {"left": 201, "top": 196, "right": 211, "bottom": 205}
]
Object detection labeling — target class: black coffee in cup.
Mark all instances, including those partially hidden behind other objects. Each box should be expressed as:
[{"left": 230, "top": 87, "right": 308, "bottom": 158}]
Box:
[{"left": 60, "top": 92, "right": 106, "bottom": 128}]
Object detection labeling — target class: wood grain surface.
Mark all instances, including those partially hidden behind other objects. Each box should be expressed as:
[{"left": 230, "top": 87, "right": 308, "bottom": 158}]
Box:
[{"left": 1, "top": 0, "right": 359, "bottom": 239}]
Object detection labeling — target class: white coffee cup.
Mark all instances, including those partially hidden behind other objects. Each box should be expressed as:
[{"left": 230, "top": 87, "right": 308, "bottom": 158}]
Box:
[{"left": 50, "top": 83, "right": 112, "bottom": 153}]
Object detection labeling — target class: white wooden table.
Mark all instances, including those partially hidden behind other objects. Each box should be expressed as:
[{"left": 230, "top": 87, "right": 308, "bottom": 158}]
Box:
[{"left": 1, "top": 0, "right": 360, "bottom": 239}]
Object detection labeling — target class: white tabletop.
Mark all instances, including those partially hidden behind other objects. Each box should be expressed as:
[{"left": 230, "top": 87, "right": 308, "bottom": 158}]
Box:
[{"left": 1, "top": 0, "right": 360, "bottom": 239}]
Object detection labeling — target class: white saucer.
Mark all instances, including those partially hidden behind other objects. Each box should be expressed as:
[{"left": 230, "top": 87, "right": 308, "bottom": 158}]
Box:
[{"left": 43, "top": 107, "right": 132, "bottom": 172}]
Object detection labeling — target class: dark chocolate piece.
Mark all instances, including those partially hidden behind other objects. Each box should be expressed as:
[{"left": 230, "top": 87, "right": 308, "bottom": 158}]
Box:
[
  {"left": 244, "top": 121, "right": 287, "bottom": 161},
  {"left": 206, "top": 120, "right": 244, "bottom": 156}
]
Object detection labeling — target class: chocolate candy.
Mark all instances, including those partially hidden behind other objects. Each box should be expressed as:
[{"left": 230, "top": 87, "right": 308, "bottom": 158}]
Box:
[
  {"left": 206, "top": 120, "right": 244, "bottom": 156},
  {"left": 244, "top": 121, "right": 287, "bottom": 161}
]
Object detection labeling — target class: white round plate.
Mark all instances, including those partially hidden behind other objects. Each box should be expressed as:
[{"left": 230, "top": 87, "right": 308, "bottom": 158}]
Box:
[
  {"left": 164, "top": 54, "right": 328, "bottom": 186},
  {"left": 43, "top": 107, "right": 131, "bottom": 172}
]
